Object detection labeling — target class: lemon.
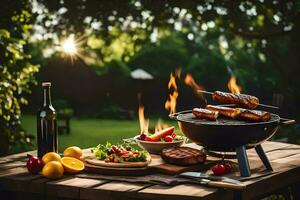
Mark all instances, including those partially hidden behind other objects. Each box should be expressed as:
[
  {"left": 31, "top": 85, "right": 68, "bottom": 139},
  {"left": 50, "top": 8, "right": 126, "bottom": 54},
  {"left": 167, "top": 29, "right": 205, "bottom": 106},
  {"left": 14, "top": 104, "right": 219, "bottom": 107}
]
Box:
[
  {"left": 42, "top": 161, "right": 64, "bottom": 179},
  {"left": 61, "top": 157, "right": 85, "bottom": 174},
  {"left": 42, "top": 152, "right": 61, "bottom": 164},
  {"left": 63, "top": 146, "right": 83, "bottom": 159}
]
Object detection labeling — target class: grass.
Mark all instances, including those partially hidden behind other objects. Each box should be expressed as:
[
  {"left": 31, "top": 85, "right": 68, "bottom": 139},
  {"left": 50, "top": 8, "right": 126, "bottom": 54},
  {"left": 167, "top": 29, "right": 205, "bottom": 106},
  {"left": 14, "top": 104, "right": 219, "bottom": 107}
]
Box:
[{"left": 21, "top": 115, "right": 179, "bottom": 152}]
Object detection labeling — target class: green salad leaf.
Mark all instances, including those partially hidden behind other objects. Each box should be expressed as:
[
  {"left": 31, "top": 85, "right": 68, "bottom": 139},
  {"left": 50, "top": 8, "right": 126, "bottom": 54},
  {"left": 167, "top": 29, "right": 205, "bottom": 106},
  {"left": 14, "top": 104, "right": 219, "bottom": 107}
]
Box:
[{"left": 91, "top": 142, "right": 149, "bottom": 162}]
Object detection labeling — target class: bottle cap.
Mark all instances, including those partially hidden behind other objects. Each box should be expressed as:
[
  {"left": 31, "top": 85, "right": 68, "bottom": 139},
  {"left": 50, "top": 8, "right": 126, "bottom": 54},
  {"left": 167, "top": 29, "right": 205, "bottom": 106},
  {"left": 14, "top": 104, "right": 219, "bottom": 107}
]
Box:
[{"left": 42, "top": 82, "right": 51, "bottom": 87}]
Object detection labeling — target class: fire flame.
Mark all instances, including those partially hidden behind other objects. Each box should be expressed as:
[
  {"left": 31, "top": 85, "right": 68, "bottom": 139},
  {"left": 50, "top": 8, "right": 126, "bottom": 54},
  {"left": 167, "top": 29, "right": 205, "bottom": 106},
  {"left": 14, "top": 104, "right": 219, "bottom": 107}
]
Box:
[
  {"left": 167, "top": 72, "right": 178, "bottom": 91},
  {"left": 138, "top": 70, "right": 181, "bottom": 134},
  {"left": 184, "top": 73, "right": 206, "bottom": 101},
  {"left": 184, "top": 73, "right": 205, "bottom": 91},
  {"left": 155, "top": 119, "right": 169, "bottom": 132},
  {"left": 138, "top": 104, "right": 149, "bottom": 134},
  {"left": 165, "top": 73, "right": 179, "bottom": 114},
  {"left": 227, "top": 75, "right": 242, "bottom": 94},
  {"left": 175, "top": 67, "right": 182, "bottom": 78},
  {"left": 138, "top": 104, "right": 169, "bottom": 134}
]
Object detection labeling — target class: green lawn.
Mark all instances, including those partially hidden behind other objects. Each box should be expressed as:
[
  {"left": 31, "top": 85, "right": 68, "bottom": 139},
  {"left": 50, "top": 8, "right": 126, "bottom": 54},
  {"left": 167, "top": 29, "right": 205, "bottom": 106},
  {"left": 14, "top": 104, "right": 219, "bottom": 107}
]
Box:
[{"left": 21, "top": 115, "right": 179, "bottom": 152}]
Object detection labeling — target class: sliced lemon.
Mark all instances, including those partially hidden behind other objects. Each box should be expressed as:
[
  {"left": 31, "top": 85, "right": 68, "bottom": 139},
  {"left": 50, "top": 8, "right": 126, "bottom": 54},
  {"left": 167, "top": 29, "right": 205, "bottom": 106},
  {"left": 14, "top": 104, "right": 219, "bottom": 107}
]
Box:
[{"left": 61, "top": 157, "right": 85, "bottom": 174}]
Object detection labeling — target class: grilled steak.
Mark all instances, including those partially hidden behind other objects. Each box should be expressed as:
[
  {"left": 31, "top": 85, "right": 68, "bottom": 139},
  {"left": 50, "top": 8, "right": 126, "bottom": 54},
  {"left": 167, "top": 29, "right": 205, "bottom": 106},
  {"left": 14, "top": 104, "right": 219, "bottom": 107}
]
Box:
[{"left": 161, "top": 146, "right": 206, "bottom": 166}]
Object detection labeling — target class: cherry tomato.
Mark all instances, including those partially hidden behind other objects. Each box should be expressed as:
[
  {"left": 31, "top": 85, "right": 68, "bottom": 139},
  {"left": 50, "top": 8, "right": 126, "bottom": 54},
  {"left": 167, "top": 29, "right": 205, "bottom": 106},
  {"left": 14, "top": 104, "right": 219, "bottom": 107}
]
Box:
[
  {"left": 107, "top": 149, "right": 114, "bottom": 155},
  {"left": 224, "top": 163, "right": 233, "bottom": 174},
  {"left": 212, "top": 164, "right": 225, "bottom": 176},
  {"left": 111, "top": 146, "right": 121, "bottom": 154},
  {"left": 171, "top": 133, "right": 177, "bottom": 139},
  {"left": 164, "top": 135, "right": 173, "bottom": 142},
  {"left": 139, "top": 133, "right": 146, "bottom": 141},
  {"left": 144, "top": 136, "right": 153, "bottom": 142}
]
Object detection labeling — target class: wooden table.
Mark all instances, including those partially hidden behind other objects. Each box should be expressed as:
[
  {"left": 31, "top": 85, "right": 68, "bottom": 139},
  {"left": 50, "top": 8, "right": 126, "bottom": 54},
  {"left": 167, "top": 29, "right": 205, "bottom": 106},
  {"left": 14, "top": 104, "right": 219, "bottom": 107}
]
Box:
[{"left": 1, "top": 141, "right": 300, "bottom": 200}]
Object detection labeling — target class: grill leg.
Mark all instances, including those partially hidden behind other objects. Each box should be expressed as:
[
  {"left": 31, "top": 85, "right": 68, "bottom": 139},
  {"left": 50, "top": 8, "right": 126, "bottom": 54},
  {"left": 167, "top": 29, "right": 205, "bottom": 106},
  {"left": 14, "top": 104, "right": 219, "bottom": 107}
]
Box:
[
  {"left": 236, "top": 146, "right": 251, "bottom": 177},
  {"left": 255, "top": 144, "right": 273, "bottom": 171}
]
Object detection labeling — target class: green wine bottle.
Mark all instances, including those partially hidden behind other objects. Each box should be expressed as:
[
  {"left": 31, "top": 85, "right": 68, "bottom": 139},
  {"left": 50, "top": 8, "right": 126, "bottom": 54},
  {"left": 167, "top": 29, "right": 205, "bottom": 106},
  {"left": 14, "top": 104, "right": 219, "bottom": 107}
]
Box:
[{"left": 37, "top": 82, "right": 58, "bottom": 158}]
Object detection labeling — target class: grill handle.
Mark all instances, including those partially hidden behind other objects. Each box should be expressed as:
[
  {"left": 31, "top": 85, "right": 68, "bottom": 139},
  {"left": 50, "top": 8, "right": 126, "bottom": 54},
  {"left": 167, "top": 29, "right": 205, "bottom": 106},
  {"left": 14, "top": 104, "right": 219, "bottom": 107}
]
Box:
[
  {"left": 169, "top": 110, "right": 193, "bottom": 121},
  {"left": 279, "top": 118, "right": 296, "bottom": 126}
]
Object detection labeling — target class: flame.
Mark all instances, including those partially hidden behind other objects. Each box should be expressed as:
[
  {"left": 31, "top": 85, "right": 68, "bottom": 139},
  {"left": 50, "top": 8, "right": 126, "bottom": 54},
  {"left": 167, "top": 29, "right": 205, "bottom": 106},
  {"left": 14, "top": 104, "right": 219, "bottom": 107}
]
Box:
[
  {"left": 175, "top": 67, "right": 182, "bottom": 78},
  {"left": 138, "top": 104, "right": 149, "bottom": 134},
  {"left": 184, "top": 73, "right": 206, "bottom": 99},
  {"left": 165, "top": 91, "right": 179, "bottom": 114},
  {"left": 165, "top": 73, "right": 179, "bottom": 114},
  {"left": 167, "top": 72, "right": 178, "bottom": 91},
  {"left": 227, "top": 75, "right": 242, "bottom": 94},
  {"left": 155, "top": 119, "right": 169, "bottom": 132}
]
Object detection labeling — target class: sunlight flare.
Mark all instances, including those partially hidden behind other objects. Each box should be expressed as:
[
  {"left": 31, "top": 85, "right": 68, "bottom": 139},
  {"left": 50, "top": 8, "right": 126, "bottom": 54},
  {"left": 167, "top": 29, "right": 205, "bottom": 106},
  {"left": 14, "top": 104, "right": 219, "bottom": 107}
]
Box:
[{"left": 61, "top": 34, "right": 77, "bottom": 55}]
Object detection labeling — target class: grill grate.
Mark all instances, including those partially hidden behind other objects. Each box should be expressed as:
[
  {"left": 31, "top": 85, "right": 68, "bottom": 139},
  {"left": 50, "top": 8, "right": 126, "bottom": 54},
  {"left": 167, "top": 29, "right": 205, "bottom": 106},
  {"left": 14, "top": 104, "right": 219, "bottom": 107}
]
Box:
[{"left": 176, "top": 113, "right": 280, "bottom": 126}]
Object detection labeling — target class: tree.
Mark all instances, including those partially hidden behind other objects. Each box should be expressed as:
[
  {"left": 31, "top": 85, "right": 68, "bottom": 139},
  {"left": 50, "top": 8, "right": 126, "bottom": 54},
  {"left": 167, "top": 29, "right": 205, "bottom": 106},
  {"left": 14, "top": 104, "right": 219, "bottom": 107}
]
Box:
[
  {"left": 0, "top": 0, "right": 38, "bottom": 155},
  {"left": 36, "top": 1, "right": 300, "bottom": 91}
]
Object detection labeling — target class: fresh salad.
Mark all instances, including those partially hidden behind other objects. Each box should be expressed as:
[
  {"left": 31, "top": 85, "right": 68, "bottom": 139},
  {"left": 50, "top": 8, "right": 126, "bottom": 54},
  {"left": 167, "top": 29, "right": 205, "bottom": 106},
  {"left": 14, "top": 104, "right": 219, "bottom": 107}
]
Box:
[{"left": 91, "top": 142, "right": 149, "bottom": 163}]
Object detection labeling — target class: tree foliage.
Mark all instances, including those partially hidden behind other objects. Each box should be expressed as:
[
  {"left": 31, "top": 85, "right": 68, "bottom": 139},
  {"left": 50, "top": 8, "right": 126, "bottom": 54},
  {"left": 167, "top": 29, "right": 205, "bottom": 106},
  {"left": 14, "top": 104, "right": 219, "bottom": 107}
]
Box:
[
  {"left": 36, "top": 0, "right": 300, "bottom": 88},
  {"left": 0, "top": 0, "right": 38, "bottom": 155}
]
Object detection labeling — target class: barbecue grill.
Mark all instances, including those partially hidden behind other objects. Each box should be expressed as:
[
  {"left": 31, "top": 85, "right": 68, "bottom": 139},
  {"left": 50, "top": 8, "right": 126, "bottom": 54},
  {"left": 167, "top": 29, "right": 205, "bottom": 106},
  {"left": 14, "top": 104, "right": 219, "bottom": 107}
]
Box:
[{"left": 169, "top": 105, "right": 295, "bottom": 177}]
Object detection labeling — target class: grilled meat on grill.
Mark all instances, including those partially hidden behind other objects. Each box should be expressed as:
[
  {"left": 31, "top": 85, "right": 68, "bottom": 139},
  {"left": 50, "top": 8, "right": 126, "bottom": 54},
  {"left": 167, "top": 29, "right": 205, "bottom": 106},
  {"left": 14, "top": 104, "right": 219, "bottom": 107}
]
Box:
[
  {"left": 212, "top": 91, "right": 259, "bottom": 109},
  {"left": 192, "top": 108, "right": 219, "bottom": 120},
  {"left": 239, "top": 109, "right": 271, "bottom": 122},
  {"left": 206, "top": 105, "right": 241, "bottom": 119}
]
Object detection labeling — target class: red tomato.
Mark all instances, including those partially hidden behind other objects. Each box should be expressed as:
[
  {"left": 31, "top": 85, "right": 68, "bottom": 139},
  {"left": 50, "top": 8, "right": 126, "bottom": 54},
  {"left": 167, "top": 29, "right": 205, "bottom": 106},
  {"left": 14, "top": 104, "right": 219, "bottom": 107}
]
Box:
[
  {"left": 138, "top": 133, "right": 146, "bottom": 141},
  {"left": 212, "top": 164, "right": 225, "bottom": 176},
  {"left": 224, "top": 163, "right": 233, "bottom": 174},
  {"left": 164, "top": 135, "right": 173, "bottom": 142},
  {"left": 144, "top": 137, "right": 153, "bottom": 142},
  {"left": 171, "top": 133, "right": 177, "bottom": 139},
  {"left": 111, "top": 146, "right": 121, "bottom": 155}
]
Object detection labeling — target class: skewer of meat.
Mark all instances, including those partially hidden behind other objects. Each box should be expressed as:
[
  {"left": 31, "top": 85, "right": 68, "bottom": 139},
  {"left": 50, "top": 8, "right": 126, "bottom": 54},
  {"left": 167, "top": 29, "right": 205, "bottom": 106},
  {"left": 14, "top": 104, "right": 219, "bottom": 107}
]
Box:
[
  {"left": 212, "top": 91, "right": 259, "bottom": 109},
  {"left": 239, "top": 108, "right": 271, "bottom": 122},
  {"left": 206, "top": 105, "right": 241, "bottom": 119},
  {"left": 192, "top": 108, "right": 219, "bottom": 120},
  {"left": 197, "top": 90, "right": 278, "bottom": 109}
]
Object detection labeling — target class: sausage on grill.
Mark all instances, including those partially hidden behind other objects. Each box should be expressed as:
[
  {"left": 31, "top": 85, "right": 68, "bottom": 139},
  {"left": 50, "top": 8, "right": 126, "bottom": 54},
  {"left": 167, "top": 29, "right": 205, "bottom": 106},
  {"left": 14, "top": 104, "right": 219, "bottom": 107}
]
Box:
[
  {"left": 192, "top": 108, "right": 219, "bottom": 120},
  {"left": 206, "top": 105, "right": 241, "bottom": 119},
  {"left": 239, "top": 109, "right": 271, "bottom": 122},
  {"left": 212, "top": 91, "right": 259, "bottom": 109}
]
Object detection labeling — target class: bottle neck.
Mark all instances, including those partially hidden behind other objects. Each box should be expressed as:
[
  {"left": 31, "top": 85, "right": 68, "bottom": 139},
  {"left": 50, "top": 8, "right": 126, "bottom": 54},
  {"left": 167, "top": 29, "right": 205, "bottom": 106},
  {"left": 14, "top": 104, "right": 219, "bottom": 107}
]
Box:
[{"left": 43, "top": 86, "right": 52, "bottom": 107}]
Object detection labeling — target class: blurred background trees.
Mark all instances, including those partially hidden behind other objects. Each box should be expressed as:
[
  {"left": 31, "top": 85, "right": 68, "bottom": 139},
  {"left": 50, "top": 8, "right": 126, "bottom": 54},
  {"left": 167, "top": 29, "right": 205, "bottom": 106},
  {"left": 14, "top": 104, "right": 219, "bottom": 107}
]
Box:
[
  {"left": 31, "top": 0, "right": 300, "bottom": 113},
  {"left": 0, "top": 0, "right": 38, "bottom": 155}
]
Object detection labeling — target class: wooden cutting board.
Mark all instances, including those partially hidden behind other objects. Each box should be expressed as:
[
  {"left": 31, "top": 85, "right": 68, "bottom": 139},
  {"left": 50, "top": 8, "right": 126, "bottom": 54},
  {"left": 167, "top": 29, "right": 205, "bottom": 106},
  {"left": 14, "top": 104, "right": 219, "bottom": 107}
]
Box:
[{"left": 82, "top": 147, "right": 218, "bottom": 176}]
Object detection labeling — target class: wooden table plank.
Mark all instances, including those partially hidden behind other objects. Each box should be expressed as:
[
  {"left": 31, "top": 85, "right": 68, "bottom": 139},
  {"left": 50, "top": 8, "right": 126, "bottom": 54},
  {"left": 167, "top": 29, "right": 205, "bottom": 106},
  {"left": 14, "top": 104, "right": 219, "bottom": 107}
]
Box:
[
  {"left": 136, "top": 184, "right": 233, "bottom": 200},
  {"left": 240, "top": 164, "right": 300, "bottom": 200},
  {"left": 0, "top": 173, "right": 46, "bottom": 194},
  {"left": 273, "top": 153, "right": 300, "bottom": 165},
  {"left": 81, "top": 181, "right": 152, "bottom": 200},
  {"left": 259, "top": 141, "right": 293, "bottom": 152},
  {"left": 0, "top": 150, "right": 36, "bottom": 161},
  {"left": 0, "top": 161, "right": 26, "bottom": 170},
  {"left": 46, "top": 177, "right": 108, "bottom": 199},
  {"left": 0, "top": 167, "right": 28, "bottom": 178}
]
